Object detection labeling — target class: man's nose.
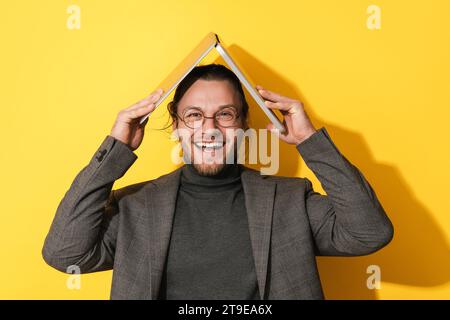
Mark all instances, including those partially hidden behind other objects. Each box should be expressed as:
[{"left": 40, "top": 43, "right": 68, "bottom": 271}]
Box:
[{"left": 202, "top": 116, "right": 218, "bottom": 131}]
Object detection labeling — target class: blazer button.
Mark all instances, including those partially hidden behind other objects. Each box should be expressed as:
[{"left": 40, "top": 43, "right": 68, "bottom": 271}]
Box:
[{"left": 96, "top": 149, "right": 107, "bottom": 162}]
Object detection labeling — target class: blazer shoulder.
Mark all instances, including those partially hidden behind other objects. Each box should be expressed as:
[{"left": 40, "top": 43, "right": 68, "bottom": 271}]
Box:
[
  {"left": 112, "top": 166, "right": 183, "bottom": 199},
  {"left": 241, "top": 166, "right": 308, "bottom": 187},
  {"left": 266, "top": 174, "right": 309, "bottom": 190}
]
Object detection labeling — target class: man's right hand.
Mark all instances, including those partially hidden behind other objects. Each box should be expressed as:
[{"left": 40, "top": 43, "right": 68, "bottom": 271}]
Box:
[{"left": 110, "top": 88, "right": 164, "bottom": 151}]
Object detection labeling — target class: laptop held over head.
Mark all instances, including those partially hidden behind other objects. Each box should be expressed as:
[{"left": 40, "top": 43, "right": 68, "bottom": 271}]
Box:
[{"left": 139, "top": 32, "right": 286, "bottom": 133}]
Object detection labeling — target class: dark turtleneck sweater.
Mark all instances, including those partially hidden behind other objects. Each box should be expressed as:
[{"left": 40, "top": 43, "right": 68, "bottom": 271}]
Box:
[{"left": 160, "top": 164, "right": 260, "bottom": 300}]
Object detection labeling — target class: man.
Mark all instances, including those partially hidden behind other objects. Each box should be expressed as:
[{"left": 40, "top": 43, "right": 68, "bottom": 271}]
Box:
[{"left": 42, "top": 64, "right": 393, "bottom": 299}]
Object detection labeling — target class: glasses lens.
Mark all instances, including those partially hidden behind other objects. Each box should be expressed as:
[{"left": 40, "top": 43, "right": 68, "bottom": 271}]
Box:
[
  {"left": 216, "top": 107, "right": 238, "bottom": 127},
  {"left": 183, "top": 110, "right": 203, "bottom": 128}
]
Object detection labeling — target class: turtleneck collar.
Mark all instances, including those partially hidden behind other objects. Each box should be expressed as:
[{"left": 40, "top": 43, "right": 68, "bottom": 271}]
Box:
[{"left": 180, "top": 164, "right": 243, "bottom": 193}]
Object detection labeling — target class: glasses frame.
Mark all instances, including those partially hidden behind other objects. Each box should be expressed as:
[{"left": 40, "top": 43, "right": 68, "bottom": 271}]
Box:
[{"left": 174, "top": 106, "right": 242, "bottom": 129}]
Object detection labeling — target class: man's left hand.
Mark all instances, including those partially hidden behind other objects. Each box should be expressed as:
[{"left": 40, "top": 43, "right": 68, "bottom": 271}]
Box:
[{"left": 256, "top": 85, "right": 317, "bottom": 145}]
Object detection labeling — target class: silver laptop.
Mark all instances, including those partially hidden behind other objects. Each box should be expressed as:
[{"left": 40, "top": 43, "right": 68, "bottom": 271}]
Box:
[{"left": 139, "top": 32, "right": 286, "bottom": 133}]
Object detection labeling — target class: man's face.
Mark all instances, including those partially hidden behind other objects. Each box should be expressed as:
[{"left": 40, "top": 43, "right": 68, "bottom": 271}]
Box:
[{"left": 174, "top": 79, "right": 246, "bottom": 176}]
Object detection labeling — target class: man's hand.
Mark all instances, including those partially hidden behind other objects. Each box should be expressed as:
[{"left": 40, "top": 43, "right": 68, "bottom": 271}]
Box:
[
  {"left": 110, "top": 88, "right": 164, "bottom": 151},
  {"left": 256, "top": 85, "right": 317, "bottom": 145}
]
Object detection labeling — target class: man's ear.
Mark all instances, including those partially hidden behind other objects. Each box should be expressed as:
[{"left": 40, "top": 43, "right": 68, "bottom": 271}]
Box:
[
  {"left": 172, "top": 120, "right": 180, "bottom": 141},
  {"left": 172, "top": 118, "right": 177, "bottom": 131}
]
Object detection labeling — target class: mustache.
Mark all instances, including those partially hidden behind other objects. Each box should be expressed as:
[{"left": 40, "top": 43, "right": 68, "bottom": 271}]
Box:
[{"left": 174, "top": 128, "right": 238, "bottom": 144}]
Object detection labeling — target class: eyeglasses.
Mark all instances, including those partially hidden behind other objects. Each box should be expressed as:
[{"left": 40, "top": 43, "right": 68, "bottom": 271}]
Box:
[{"left": 175, "top": 106, "right": 241, "bottom": 129}]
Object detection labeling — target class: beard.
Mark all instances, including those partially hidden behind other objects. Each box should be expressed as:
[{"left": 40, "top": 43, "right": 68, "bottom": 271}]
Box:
[
  {"left": 192, "top": 162, "right": 226, "bottom": 176},
  {"left": 179, "top": 130, "right": 240, "bottom": 177},
  {"left": 184, "top": 143, "right": 238, "bottom": 177}
]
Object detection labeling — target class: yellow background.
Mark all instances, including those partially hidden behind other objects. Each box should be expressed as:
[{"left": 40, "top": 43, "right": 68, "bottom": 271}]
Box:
[{"left": 1, "top": 0, "right": 449, "bottom": 299}]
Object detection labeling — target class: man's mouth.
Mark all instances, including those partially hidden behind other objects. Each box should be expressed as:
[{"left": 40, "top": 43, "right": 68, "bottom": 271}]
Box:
[{"left": 193, "top": 141, "right": 225, "bottom": 153}]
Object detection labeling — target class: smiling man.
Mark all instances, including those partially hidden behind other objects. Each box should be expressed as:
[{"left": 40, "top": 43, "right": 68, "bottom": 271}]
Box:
[
  {"left": 42, "top": 64, "right": 394, "bottom": 300},
  {"left": 171, "top": 76, "right": 245, "bottom": 176}
]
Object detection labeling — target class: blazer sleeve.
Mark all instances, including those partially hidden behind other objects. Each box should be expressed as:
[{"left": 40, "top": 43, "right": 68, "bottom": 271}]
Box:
[
  {"left": 42, "top": 135, "right": 137, "bottom": 273},
  {"left": 296, "top": 127, "right": 394, "bottom": 256}
]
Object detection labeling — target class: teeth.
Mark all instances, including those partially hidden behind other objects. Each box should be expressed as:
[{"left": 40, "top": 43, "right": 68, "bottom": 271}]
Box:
[{"left": 194, "top": 142, "right": 224, "bottom": 149}]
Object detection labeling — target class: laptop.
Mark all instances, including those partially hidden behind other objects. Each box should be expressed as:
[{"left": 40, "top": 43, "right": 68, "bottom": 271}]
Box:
[{"left": 139, "top": 32, "right": 286, "bottom": 133}]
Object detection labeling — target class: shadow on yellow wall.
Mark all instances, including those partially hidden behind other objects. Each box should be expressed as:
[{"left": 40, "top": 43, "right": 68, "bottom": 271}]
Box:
[{"left": 211, "top": 44, "right": 450, "bottom": 299}]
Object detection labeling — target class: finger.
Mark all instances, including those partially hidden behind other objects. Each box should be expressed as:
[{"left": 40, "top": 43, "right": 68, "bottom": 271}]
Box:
[
  {"left": 145, "top": 88, "right": 164, "bottom": 100},
  {"left": 266, "top": 122, "right": 276, "bottom": 132},
  {"left": 129, "top": 100, "right": 149, "bottom": 110},
  {"left": 266, "top": 100, "right": 303, "bottom": 114},
  {"left": 257, "top": 88, "right": 294, "bottom": 103},
  {"left": 142, "top": 89, "right": 164, "bottom": 105},
  {"left": 127, "top": 103, "right": 156, "bottom": 120},
  {"left": 266, "top": 123, "right": 288, "bottom": 143},
  {"left": 264, "top": 100, "right": 291, "bottom": 112},
  {"left": 128, "top": 90, "right": 163, "bottom": 110}
]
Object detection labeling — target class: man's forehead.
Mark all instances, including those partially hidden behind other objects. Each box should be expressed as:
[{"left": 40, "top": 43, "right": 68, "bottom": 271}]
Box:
[
  {"left": 179, "top": 93, "right": 241, "bottom": 111},
  {"left": 180, "top": 94, "right": 238, "bottom": 109},
  {"left": 179, "top": 81, "right": 239, "bottom": 109},
  {"left": 184, "top": 104, "right": 238, "bottom": 110}
]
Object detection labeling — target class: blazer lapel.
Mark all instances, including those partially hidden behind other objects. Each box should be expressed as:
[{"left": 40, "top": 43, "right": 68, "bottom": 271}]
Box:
[
  {"left": 146, "top": 166, "right": 182, "bottom": 299},
  {"left": 241, "top": 168, "right": 276, "bottom": 300}
]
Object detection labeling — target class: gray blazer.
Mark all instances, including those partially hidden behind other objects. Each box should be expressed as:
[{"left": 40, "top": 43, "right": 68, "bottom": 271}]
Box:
[{"left": 42, "top": 127, "right": 393, "bottom": 299}]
